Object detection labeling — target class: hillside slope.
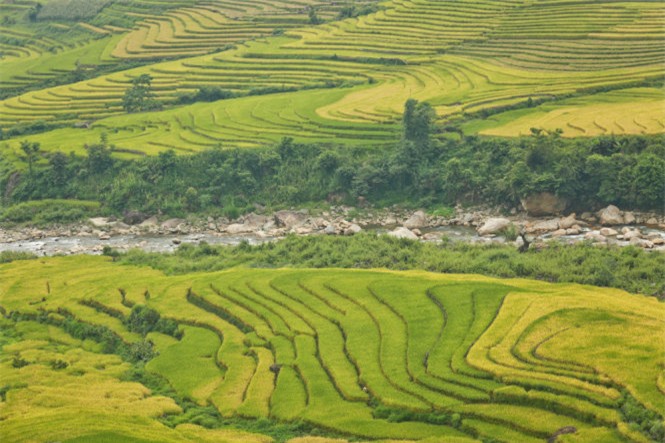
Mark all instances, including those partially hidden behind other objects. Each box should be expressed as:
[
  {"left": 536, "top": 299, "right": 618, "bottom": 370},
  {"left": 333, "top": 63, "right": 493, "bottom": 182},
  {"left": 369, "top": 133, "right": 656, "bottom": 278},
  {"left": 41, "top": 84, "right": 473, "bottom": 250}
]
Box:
[{"left": 0, "top": 0, "right": 663, "bottom": 157}]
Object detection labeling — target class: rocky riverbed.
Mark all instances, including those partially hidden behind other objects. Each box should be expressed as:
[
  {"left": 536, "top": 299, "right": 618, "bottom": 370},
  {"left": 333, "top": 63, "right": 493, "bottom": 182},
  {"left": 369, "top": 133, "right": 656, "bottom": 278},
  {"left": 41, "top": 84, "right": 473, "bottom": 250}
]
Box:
[{"left": 1, "top": 205, "right": 663, "bottom": 256}]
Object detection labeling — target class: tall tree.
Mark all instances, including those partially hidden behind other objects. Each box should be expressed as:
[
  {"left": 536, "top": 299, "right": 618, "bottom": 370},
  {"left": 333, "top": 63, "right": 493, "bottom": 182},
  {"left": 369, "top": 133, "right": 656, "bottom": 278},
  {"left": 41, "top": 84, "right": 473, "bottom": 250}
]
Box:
[
  {"left": 122, "top": 74, "right": 160, "bottom": 113},
  {"left": 402, "top": 99, "right": 435, "bottom": 147},
  {"left": 20, "top": 141, "right": 40, "bottom": 177}
]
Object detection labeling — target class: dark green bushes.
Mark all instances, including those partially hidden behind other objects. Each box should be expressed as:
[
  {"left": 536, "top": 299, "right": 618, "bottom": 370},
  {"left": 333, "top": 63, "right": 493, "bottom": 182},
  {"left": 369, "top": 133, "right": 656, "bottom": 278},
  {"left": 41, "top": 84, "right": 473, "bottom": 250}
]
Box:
[
  {"left": 619, "top": 393, "right": 665, "bottom": 441},
  {"left": 2, "top": 118, "right": 663, "bottom": 223},
  {"left": 373, "top": 405, "right": 462, "bottom": 428},
  {"left": 176, "top": 86, "right": 236, "bottom": 104},
  {"left": 125, "top": 305, "right": 181, "bottom": 338},
  {"left": 0, "top": 251, "right": 37, "bottom": 264},
  {"left": 0, "top": 199, "right": 100, "bottom": 226}
]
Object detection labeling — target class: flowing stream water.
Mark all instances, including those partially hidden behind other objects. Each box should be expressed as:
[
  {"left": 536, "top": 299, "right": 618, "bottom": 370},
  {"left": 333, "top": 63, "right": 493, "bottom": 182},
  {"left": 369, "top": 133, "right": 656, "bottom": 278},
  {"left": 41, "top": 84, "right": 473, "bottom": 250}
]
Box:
[{"left": 1, "top": 224, "right": 663, "bottom": 256}]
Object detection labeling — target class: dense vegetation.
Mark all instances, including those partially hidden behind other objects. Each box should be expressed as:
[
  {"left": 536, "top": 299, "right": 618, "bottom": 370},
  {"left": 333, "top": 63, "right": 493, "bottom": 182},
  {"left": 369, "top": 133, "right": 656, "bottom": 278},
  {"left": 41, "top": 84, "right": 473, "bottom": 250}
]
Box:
[
  {"left": 1, "top": 257, "right": 663, "bottom": 442},
  {"left": 116, "top": 234, "right": 665, "bottom": 297},
  {"left": 1, "top": 1, "right": 663, "bottom": 442},
  {"left": 2, "top": 128, "right": 663, "bottom": 222}
]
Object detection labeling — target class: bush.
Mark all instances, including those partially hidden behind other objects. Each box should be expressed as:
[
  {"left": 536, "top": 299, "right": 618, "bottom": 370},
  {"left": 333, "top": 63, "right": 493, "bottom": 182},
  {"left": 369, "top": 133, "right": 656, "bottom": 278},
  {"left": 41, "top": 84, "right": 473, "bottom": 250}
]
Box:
[
  {"left": 0, "top": 200, "right": 100, "bottom": 226},
  {"left": 125, "top": 305, "right": 181, "bottom": 338},
  {"left": 0, "top": 251, "right": 37, "bottom": 263},
  {"left": 120, "top": 234, "right": 665, "bottom": 297}
]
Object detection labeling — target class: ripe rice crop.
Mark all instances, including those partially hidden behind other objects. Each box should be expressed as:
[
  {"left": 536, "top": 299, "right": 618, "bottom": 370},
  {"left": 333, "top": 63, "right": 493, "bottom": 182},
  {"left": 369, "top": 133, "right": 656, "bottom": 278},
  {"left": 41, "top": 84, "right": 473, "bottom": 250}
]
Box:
[{"left": 1, "top": 257, "right": 662, "bottom": 442}]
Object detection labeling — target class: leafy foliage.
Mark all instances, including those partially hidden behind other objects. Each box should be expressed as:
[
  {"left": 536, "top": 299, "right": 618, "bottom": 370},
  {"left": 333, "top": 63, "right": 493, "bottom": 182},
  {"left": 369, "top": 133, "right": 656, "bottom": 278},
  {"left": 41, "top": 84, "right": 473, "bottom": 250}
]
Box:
[
  {"left": 0, "top": 199, "right": 100, "bottom": 226},
  {"left": 122, "top": 74, "right": 161, "bottom": 113},
  {"left": 125, "top": 305, "right": 181, "bottom": 338},
  {"left": 3, "top": 130, "right": 663, "bottom": 222}
]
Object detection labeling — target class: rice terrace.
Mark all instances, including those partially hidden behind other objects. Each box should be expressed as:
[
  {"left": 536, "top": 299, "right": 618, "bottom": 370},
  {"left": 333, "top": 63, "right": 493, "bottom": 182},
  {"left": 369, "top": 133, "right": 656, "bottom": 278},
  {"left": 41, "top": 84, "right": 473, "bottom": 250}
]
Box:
[{"left": 0, "top": 0, "right": 664, "bottom": 442}]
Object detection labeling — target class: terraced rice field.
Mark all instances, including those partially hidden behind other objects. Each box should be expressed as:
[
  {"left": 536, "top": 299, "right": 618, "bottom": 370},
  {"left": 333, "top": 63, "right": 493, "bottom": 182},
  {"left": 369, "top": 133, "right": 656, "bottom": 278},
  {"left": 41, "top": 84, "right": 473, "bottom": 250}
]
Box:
[
  {"left": 2, "top": 257, "right": 663, "bottom": 442},
  {"left": 111, "top": 0, "right": 357, "bottom": 60},
  {"left": 1, "top": 0, "right": 664, "bottom": 154},
  {"left": 466, "top": 88, "right": 665, "bottom": 137}
]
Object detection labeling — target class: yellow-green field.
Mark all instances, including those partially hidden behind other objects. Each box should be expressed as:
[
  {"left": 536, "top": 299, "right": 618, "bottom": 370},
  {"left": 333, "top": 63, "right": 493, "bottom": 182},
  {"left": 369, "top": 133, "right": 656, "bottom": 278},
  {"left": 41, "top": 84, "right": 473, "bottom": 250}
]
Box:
[
  {"left": 1, "top": 0, "right": 664, "bottom": 157},
  {"left": 1, "top": 256, "right": 663, "bottom": 442},
  {"left": 466, "top": 88, "right": 665, "bottom": 137}
]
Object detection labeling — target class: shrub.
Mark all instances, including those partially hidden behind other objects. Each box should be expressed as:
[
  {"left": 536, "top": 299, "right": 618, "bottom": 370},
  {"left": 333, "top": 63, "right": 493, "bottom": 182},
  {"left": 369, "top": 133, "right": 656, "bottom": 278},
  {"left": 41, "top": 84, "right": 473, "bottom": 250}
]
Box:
[{"left": 0, "top": 200, "right": 100, "bottom": 226}]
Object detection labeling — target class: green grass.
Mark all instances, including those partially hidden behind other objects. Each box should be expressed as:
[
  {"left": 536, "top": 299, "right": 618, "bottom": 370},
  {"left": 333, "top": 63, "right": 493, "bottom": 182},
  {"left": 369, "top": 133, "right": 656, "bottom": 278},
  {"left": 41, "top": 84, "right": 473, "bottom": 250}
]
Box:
[{"left": 1, "top": 256, "right": 662, "bottom": 442}]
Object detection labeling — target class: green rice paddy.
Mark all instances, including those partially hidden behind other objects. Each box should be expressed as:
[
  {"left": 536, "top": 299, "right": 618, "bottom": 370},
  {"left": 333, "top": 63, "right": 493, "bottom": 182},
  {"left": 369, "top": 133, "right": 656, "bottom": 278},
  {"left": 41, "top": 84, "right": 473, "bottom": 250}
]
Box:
[{"left": 1, "top": 256, "right": 663, "bottom": 442}]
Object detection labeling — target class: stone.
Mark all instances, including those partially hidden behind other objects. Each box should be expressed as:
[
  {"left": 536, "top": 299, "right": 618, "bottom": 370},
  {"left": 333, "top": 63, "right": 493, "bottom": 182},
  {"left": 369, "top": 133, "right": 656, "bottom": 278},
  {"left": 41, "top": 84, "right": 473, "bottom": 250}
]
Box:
[
  {"left": 172, "top": 238, "right": 181, "bottom": 245},
  {"left": 630, "top": 237, "right": 653, "bottom": 249},
  {"left": 89, "top": 217, "right": 109, "bottom": 228},
  {"left": 646, "top": 217, "right": 658, "bottom": 225},
  {"left": 422, "top": 232, "right": 443, "bottom": 241},
  {"left": 123, "top": 210, "right": 146, "bottom": 225},
  {"left": 514, "top": 236, "right": 525, "bottom": 249},
  {"left": 566, "top": 228, "right": 580, "bottom": 235},
  {"left": 140, "top": 216, "right": 158, "bottom": 227},
  {"left": 243, "top": 213, "right": 269, "bottom": 228},
  {"left": 652, "top": 237, "right": 665, "bottom": 245},
  {"left": 597, "top": 205, "right": 623, "bottom": 226},
  {"left": 551, "top": 229, "right": 567, "bottom": 237},
  {"left": 599, "top": 227, "right": 618, "bottom": 236},
  {"left": 344, "top": 224, "right": 362, "bottom": 236},
  {"left": 403, "top": 210, "right": 427, "bottom": 229},
  {"left": 477, "top": 218, "right": 511, "bottom": 236},
  {"left": 274, "top": 210, "right": 308, "bottom": 229},
  {"left": 324, "top": 224, "right": 337, "bottom": 235},
  {"left": 387, "top": 227, "right": 419, "bottom": 240},
  {"left": 623, "top": 230, "right": 642, "bottom": 240},
  {"left": 623, "top": 211, "right": 636, "bottom": 225},
  {"left": 531, "top": 218, "right": 561, "bottom": 233},
  {"left": 411, "top": 228, "right": 422, "bottom": 236},
  {"left": 98, "top": 233, "right": 110, "bottom": 240},
  {"left": 584, "top": 232, "right": 607, "bottom": 242},
  {"left": 161, "top": 218, "right": 186, "bottom": 230},
  {"left": 226, "top": 223, "right": 253, "bottom": 235},
  {"left": 558, "top": 213, "right": 578, "bottom": 229},
  {"left": 520, "top": 192, "right": 567, "bottom": 216}
]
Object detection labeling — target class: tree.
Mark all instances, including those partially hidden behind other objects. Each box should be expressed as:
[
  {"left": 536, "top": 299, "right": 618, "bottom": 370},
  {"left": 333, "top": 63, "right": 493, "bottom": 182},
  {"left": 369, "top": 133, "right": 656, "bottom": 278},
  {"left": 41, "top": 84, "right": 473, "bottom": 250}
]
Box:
[
  {"left": 308, "top": 6, "right": 321, "bottom": 24},
  {"left": 20, "top": 141, "right": 41, "bottom": 177},
  {"left": 27, "top": 3, "right": 41, "bottom": 22},
  {"left": 48, "top": 151, "right": 68, "bottom": 189},
  {"left": 86, "top": 143, "right": 113, "bottom": 175},
  {"left": 122, "top": 74, "right": 160, "bottom": 113},
  {"left": 402, "top": 99, "right": 435, "bottom": 147},
  {"left": 102, "top": 246, "right": 120, "bottom": 262}
]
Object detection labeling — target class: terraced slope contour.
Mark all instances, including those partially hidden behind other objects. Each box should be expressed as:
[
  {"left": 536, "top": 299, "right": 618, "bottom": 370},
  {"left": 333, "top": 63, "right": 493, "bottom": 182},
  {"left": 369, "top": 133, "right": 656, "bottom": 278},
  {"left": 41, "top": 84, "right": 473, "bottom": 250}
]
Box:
[
  {"left": 1, "top": 0, "right": 663, "bottom": 156},
  {"left": 1, "top": 257, "right": 663, "bottom": 442}
]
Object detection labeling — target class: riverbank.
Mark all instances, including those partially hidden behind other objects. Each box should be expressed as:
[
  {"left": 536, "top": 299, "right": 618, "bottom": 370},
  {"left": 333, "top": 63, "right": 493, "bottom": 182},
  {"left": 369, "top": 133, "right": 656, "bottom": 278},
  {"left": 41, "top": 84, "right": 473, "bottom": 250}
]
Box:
[{"left": 1, "top": 205, "right": 663, "bottom": 256}]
